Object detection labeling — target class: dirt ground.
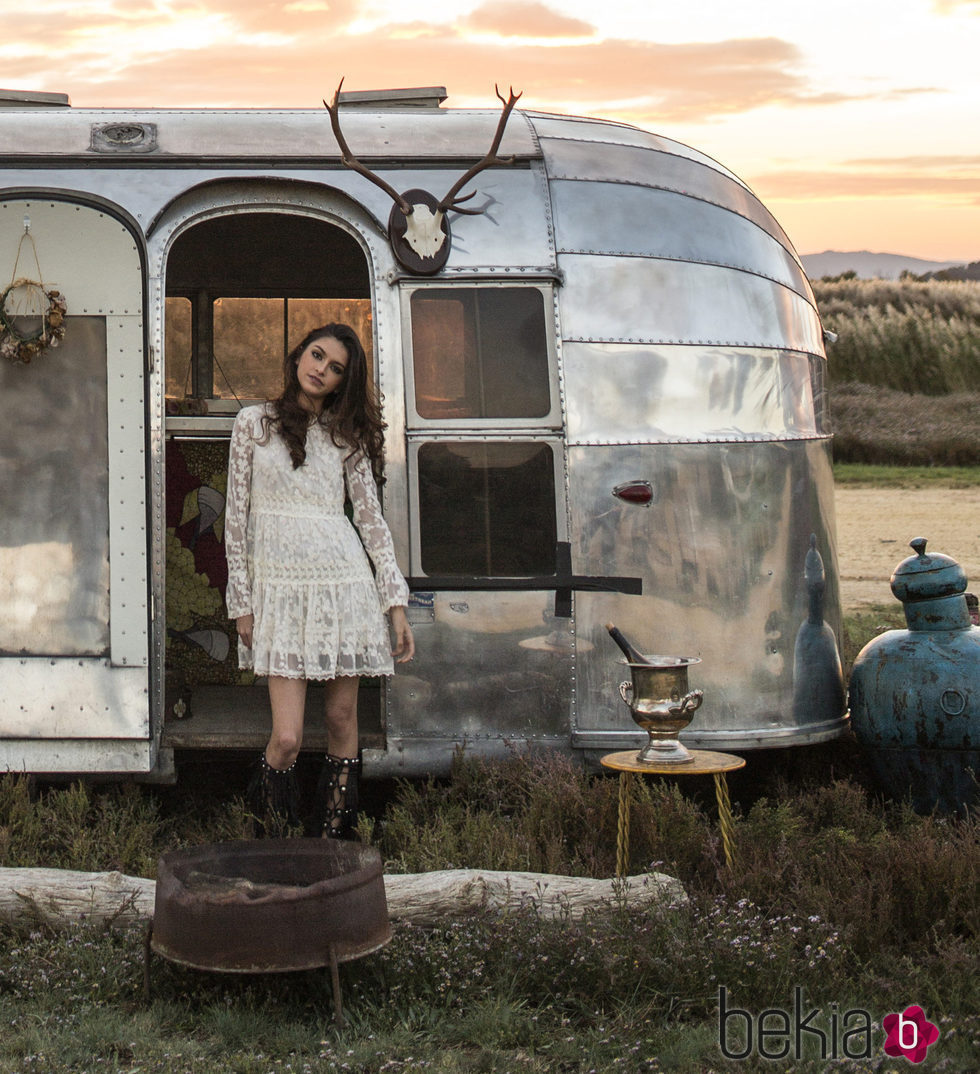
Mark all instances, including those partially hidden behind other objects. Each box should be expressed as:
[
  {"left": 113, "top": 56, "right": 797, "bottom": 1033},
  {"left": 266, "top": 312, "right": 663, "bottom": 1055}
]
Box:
[{"left": 835, "top": 486, "right": 980, "bottom": 610}]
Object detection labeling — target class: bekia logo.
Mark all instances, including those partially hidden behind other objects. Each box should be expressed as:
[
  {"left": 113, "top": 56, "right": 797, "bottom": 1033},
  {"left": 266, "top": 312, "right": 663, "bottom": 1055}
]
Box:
[
  {"left": 718, "top": 988, "right": 940, "bottom": 1062},
  {"left": 883, "top": 1005, "right": 940, "bottom": 1063}
]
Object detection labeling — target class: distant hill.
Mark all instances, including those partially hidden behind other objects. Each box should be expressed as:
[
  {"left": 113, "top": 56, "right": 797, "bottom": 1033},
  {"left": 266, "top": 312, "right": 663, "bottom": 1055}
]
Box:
[{"left": 801, "top": 250, "right": 967, "bottom": 280}]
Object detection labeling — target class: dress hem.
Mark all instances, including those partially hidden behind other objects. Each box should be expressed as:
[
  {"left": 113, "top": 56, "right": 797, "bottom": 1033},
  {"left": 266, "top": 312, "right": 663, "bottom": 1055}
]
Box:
[{"left": 238, "top": 662, "right": 395, "bottom": 681}]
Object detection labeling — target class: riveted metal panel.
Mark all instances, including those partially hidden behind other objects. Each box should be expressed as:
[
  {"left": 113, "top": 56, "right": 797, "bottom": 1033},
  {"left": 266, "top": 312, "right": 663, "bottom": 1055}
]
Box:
[
  {"left": 0, "top": 108, "right": 541, "bottom": 162},
  {"left": 563, "top": 343, "right": 818, "bottom": 445},
  {"left": 1, "top": 169, "right": 199, "bottom": 237},
  {"left": 0, "top": 200, "right": 149, "bottom": 667},
  {"left": 140, "top": 168, "right": 555, "bottom": 277},
  {"left": 567, "top": 439, "right": 846, "bottom": 749},
  {"left": 0, "top": 661, "right": 148, "bottom": 738},
  {"left": 558, "top": 254, "right": 824, "bottom": 353},
  {"left": 106, "top": 315, "right": 148, "bottom": 666},
  {"left": 400, "top": 165, "right": 556, "bottom": 273},
  {"left": 387, "top": 590, "right": 572, "bottom": 741},
  {"left": 0, "top": 737, "right": 152, "bottom": 773},
  {"left": 526, "top": 112, "right": 749, "bottom": 187},
  {"left": 540, "top": 137, "right": 795, "bottom": 255},
  {"left": 0, "top": 198, "right": 142, "bottom": 310},
  {"left": 551, "top": 180, "right": 811, "bottom": 298}
]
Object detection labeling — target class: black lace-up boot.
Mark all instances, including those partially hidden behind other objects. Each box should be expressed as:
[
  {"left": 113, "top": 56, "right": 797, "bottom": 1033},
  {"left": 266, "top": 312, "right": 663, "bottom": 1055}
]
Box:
[
  {"left": 315, "top": 752, "right": 362, "bottom": 840},
  {"left": 246, "top": 753, "right": 301, "bottom": 838}
]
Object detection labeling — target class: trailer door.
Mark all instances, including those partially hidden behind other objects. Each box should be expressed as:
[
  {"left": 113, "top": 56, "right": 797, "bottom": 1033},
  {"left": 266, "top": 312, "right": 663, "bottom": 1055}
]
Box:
[{"left": 0, "top": 197, "right": 150, "bottom": 772}]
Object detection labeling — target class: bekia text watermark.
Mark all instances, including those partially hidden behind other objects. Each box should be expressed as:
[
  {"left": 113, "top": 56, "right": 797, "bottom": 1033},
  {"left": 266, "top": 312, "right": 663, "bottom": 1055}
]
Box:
[{"left": 718, "top": 987, "right": 939, "bottom": 1063}]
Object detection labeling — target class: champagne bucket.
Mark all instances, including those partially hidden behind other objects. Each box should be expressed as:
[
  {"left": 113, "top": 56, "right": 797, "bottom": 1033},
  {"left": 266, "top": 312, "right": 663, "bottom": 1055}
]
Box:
[{"left": 619, "top": 656, "right": 703, "bottom": 764}]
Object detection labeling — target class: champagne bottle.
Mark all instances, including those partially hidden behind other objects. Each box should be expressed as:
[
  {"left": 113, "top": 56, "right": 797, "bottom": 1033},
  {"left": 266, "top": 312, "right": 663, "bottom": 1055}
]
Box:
[{"left": 605, "top": 622, "right": 650, "bottom": 664}]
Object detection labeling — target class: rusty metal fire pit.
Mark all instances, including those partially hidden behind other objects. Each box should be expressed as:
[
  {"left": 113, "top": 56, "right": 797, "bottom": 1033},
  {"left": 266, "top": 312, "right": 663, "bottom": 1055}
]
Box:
[{"left": 145, "top": 838, "right": 391, "bottom": 1022}]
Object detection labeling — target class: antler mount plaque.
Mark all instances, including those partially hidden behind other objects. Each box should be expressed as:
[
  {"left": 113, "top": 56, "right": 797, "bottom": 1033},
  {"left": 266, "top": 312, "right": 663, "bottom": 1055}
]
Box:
[{"left": 325, "top": 81, "right": 522, "bottom": 276}]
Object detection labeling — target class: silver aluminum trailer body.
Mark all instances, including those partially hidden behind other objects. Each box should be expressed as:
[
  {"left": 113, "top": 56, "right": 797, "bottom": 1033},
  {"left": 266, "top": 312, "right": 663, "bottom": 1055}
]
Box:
[{"left": 0, "top": 93, "right": 845, "bottom": 777}]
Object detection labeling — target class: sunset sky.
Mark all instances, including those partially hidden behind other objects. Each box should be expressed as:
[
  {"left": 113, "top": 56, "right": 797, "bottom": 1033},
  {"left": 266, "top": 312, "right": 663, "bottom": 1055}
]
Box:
[{"left": 3, "top": 0, "right": 978, "bottom": 262}]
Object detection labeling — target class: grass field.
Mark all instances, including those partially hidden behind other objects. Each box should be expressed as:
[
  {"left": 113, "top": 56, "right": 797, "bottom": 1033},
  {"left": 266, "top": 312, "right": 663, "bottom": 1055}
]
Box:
[
  {"left": 1, "top": 732, "right": 977, "bottom": 1072},
  {"left": 834, "top": 462, "right": 980, "bottom": 486}
]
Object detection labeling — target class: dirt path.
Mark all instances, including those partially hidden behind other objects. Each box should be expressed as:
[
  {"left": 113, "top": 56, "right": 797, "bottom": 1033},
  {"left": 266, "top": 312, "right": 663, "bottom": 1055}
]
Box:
[{"left": 835, "top": 486, "right": 980, "bottom": 610}]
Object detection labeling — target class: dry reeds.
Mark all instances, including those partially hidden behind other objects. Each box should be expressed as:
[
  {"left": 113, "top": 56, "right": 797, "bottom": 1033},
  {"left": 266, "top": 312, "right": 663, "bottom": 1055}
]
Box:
[
  {"left": 811, "top": 278, "right": 980, "bottom": 463},
  {"left": 814, "top": 278, "right": 980, "bottom": 395}
]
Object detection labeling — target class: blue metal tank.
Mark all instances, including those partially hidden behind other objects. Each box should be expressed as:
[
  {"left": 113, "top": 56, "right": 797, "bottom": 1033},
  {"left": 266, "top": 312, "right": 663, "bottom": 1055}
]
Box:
[{"left": 848, "top": 538, "right": 980, "bottom": 813}]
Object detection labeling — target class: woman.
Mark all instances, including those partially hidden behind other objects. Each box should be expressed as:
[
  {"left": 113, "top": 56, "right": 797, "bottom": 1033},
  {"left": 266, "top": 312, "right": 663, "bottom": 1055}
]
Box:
[{"left": 224, "top": 323, "right": 414, "bottom": 838}]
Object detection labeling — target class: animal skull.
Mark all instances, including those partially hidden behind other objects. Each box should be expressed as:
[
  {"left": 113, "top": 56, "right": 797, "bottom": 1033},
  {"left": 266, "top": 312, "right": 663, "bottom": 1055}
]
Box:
[{"left": 403, "top": 203, "right": 447, "bottom": 258}]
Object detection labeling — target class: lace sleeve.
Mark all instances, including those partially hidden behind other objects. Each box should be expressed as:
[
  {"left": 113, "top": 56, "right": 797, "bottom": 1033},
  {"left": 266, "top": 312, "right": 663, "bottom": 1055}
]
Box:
[
  {"left": 224, "top": 408, "right": 255, "bottom": 618},
  {"left": 344, "top": 449, "right": 410, "bottom": 613}
]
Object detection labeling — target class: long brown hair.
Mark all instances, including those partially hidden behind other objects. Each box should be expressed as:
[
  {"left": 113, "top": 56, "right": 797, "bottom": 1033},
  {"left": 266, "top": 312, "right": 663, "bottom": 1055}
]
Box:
[{"left": 262, "top": 323, "right": 386, "bottom": 481}]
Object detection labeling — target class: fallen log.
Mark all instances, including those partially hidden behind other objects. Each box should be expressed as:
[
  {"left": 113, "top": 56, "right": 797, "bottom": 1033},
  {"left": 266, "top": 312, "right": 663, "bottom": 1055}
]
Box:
[
  {"left": 0, "top": 865, "right": 685, "bottom": 930},
  {"left": 0, "top": 866, "right": 155, "bottom": 928},
  {"left": 383, "top": 868, "right": 685, "bottom": 926}
]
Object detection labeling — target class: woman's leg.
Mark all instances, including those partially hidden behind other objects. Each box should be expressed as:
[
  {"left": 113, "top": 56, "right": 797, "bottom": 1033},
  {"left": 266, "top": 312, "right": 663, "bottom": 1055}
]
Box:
[
  {"left": 324, "top": 675, "right": 360, "bottom": 757},
  {"left": 317, "top": 676, "right": 362, "bottom": 838},
  {"left": 247, "top": 676, "right": 307, "bottom": 835},
  {"left": 266, "top": 676, "right": 308, "bottom": 767}
]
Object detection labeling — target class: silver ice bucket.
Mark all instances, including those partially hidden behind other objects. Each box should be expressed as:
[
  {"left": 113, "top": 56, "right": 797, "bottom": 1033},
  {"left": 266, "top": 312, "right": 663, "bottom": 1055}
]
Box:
[{"left": 619, "top": 656, "right": 703, "bottom": 764}]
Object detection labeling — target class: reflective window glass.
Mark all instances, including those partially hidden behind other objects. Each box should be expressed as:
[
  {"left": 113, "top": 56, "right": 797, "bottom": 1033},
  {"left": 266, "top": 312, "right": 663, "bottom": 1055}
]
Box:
[
  {"left": 418, "top": 442, "right": 557, "bottom": 575},
  {"left": 411, "top": 288, "right": 550, "bottom": 420},
  {"left": 164, "top": 297, "right": 372, "bottom": 404},
  {"left": 212, "top": 297, "right": 283, "bottom": 400},
  {"left": 164, "top": 297, "right": 192, "bottom": 400}
]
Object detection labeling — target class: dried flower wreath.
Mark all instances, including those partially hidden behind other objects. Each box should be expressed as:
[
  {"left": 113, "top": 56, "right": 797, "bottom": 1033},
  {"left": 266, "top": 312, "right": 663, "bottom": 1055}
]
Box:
[{"left": 0, "top": 277, "right": 67, "bottom": 364}]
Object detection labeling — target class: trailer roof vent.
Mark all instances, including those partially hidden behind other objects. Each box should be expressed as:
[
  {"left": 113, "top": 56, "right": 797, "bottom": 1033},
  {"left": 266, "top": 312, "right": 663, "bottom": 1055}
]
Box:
[
  {"left": 0, "top": 88, "right": 71, "bottom": 108},
  {"left": 336, "top": 86, "right": 447, "bottom": 111}
]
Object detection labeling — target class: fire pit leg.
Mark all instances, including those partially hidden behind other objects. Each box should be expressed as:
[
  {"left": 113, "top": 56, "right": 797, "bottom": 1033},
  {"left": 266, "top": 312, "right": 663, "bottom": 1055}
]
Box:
[
  {"left": 328, "top": 944, "right": 344, "bottom": 1028},
  {"left": 143, "top": 923, "right": 154, "bottom": 1002}
]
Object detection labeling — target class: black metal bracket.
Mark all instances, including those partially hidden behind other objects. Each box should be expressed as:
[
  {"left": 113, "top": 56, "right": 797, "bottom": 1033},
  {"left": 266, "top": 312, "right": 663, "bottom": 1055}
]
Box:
[{"left": 406, "top": 542, "right": 642, "bottom": 618}]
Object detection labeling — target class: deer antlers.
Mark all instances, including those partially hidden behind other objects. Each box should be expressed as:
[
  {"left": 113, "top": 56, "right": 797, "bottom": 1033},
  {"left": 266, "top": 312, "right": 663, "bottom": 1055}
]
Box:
[
  {"left": 436, "top": 85, "right": 523, "bottom": 215},
  {"left": 324, "top": 78, "right": 413, "bottom": 216},
  {"left": 323, "top": 81, "right": 522, "bottom": 219},
  {"left": 323, "top": 80, "right": 523, "bottom": 274}
]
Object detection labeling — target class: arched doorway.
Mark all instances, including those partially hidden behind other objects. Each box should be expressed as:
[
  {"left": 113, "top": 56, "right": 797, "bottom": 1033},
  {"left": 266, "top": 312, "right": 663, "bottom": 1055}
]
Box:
[
  {"left": 165, "top": 212, "right": 371, "bottom": 409},
  {"left": 161, "top": 210, "right": 382, "bottom": 753}
]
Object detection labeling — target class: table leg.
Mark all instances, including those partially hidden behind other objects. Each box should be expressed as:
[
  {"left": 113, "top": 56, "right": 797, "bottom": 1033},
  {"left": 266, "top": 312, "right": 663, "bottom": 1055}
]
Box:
[
  {"left": 616, "top": 771, "right": 632, "bottom": 878},
  {"left": 713, "top": 772, "right": 737, "bottom": 867}
]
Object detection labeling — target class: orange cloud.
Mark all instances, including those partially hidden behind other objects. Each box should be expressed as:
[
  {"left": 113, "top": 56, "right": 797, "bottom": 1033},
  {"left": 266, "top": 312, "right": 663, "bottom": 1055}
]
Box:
[
  {"left": 750, "top": 169, "right": 980, "bottom": 204},
  {"left": 3, "top": 6, "right": 946, "bottom": 128},
  {"left": 460, "top": 2, "right": 595, "bottom": 38},
  {"left": 845, "top": 155, "right": 980, "bottom": 169},
  {"left": 47, "top": 29, "right": 888, "bottom": 122},
  {"left": 189, "top": 0, "right": 361, "bottom": 32}
]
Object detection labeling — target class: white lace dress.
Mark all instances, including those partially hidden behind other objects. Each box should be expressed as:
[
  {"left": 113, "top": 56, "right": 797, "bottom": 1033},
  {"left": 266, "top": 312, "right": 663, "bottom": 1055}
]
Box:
[{"left": 224, "top": 404, "right": 410, "bottom": 680}]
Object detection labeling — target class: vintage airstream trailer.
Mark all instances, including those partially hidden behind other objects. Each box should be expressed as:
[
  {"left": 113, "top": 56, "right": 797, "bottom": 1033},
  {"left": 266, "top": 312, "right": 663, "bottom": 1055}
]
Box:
[{"left": 0, "top": 85, "right": 846, "bottom": 779}]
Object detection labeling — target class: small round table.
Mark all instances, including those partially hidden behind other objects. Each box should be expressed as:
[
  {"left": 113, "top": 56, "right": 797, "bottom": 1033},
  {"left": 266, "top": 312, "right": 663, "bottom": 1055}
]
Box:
[{"left": 600, "top": 749, "right": 745, "bottom": 876}]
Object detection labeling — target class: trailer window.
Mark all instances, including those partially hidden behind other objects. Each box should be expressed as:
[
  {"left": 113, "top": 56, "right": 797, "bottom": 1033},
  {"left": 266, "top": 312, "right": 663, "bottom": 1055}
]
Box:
[
  {"left": 165, "top": 297, "right": 372, "bottom": 405},
  {"left": 417, "top": 442, "right": 557, "bottom": 575},
  {"left": 410, "top": 288, "right": 551, "bottom": 420},
  {"left": 211, "top": 298, "right": 284, "bottom": 400},
  {"left": 165, "top": 298, "right": 192, "bottom": 400},
  {"left": 214, "top": 298, "right": 372, "bottom": 399}
]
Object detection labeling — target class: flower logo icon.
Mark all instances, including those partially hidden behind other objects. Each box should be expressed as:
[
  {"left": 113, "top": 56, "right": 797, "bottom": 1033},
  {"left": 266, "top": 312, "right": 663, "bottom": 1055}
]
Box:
[{"left": 883, "top": 1005, "right": 939, "bottom": 1063}]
